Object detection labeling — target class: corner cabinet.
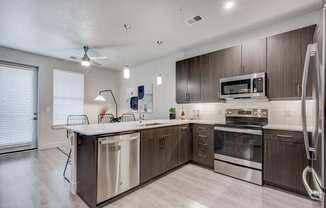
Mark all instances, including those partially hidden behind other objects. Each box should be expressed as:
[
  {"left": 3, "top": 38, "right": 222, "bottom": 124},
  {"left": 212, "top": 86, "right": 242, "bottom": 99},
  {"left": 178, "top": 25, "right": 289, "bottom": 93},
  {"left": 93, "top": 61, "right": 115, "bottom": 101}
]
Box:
[
  {"left": 263, "top": 129, "right": 309, "bottom": 195},
  {"left": 140, "top": 125, "right": 192, "bottom": 184}
]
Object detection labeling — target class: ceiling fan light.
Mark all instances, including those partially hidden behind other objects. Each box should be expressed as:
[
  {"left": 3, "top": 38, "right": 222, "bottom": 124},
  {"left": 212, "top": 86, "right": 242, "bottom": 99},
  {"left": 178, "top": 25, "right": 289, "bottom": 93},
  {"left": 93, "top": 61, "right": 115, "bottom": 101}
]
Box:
[{"left": 81, "top": 60, "right": 91, "bottom": 67}]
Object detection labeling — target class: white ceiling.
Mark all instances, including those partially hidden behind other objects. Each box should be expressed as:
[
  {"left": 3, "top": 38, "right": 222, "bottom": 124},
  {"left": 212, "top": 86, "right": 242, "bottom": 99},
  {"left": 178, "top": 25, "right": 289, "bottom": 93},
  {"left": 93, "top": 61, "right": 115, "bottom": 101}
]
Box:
[{"left": 0, "top": 0, "right": 321, "bottom": 70}]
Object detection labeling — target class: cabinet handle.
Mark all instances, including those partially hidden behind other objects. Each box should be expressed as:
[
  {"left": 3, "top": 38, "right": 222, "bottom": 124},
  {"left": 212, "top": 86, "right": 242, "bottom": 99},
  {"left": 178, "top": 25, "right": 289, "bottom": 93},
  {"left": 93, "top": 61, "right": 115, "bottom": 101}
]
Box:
[
  {"left": 297, "top": 84, "right": 301, "bottom": 96},
  {"left": 264, "top": 143, "right": 267, "bottom": 154},
  {"left": 159, "top": 137, "right": 166, "bottom": 149},
  {"left": 184, "top": 92, "right": 187, "bottom": 100},
  {"left": 276, "top": 134, "right": 293, "bottom": 138}
]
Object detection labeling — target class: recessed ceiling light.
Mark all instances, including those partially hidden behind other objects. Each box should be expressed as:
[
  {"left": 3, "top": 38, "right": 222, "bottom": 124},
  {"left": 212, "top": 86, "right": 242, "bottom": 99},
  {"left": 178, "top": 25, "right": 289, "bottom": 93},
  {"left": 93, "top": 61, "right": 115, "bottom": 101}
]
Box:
[{"left": 224, "top": 1, "right": 234, "bottom": 9}]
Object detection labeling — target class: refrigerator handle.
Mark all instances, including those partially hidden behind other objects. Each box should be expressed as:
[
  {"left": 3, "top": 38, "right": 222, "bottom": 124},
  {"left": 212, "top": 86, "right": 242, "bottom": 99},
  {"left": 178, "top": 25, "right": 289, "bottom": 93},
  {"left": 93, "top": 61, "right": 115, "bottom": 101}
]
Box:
[
  {"left": 301, "top": 43, "right": 320, "bottom": 160},
  {"left": 302, "top": 166, "right": 323, "bottom": 201}
]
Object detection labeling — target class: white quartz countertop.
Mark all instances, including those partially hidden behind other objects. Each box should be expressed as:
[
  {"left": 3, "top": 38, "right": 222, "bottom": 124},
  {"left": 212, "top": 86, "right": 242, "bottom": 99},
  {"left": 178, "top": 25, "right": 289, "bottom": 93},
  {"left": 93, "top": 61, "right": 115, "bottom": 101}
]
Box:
[
  {"left": 68, "top": 118, "right": 313, "bottom": 135},
  {"left": 68, "top": 119, "right": 225, "bottom": 136},
  {"left": 263, "top": 124, "right": 313, "bottom": 132}
]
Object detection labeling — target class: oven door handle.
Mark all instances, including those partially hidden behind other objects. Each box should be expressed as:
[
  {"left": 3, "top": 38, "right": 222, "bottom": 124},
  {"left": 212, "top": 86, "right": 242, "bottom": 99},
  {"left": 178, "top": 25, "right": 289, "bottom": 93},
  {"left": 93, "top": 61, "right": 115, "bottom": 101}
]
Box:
[{"left": 214, "top": 126, "right": 262, "bottom": 135}]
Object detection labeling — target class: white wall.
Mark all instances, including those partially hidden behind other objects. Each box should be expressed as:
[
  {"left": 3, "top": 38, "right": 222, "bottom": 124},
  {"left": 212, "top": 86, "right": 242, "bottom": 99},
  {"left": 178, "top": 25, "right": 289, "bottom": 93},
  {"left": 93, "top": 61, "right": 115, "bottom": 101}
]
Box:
[
  {"left": 0, "top": 46, "right": 120, "bottom": 149},
  {"left": 119, "top": 9, "right": 322, "bottom": 126}
]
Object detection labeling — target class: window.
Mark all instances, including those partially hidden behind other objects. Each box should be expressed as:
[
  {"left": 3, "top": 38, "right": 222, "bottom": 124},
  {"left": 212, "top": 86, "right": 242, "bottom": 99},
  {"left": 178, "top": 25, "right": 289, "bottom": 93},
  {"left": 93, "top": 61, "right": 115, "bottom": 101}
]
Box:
[{"left": 53, "top": 70, "right": 84, "bottom": 126}]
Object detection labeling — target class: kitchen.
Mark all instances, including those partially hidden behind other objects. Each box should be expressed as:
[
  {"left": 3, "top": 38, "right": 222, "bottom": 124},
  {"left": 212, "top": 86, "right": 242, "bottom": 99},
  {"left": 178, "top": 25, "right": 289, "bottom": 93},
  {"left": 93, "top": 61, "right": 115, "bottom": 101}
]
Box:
[{"left": 0, "top": 0, "right": 324, "bottom": 208}]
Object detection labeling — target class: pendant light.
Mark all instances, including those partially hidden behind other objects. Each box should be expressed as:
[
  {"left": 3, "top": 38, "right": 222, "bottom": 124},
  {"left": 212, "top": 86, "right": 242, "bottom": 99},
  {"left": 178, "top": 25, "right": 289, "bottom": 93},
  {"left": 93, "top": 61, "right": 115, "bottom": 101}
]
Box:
[
  {"left": 123, "top": 24, "right": 131, "bottom": 79},
  {"left": 156, "top": 73, "right": 162, "bottom": 85},
  {"left": 156, "top": 40, "right": 163, "bottom": 85},
  {"left": 123, "top": 65, "right": 130, "bottom": 79}
]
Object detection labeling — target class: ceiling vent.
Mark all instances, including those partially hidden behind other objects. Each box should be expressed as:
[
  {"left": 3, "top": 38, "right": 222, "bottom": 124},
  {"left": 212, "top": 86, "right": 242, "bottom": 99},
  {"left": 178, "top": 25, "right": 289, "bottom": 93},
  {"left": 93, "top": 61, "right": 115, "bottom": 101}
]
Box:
[{"left": 186, "top": 15, "right": 202, "bottom": 25}]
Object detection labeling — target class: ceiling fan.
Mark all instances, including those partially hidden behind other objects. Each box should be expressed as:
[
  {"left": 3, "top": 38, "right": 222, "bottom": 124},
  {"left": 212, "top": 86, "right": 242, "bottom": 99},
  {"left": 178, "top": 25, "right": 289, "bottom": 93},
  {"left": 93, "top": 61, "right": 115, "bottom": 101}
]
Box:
[{"left": 70, "top": 46, "right": 108, "bottom": 67}]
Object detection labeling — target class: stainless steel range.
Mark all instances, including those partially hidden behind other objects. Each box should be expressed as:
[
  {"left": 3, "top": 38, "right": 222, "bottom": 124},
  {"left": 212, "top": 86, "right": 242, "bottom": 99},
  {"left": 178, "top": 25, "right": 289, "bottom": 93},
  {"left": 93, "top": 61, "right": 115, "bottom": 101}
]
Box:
[{"left": 214, "top": 109, "right": 268, "bottom": 185}]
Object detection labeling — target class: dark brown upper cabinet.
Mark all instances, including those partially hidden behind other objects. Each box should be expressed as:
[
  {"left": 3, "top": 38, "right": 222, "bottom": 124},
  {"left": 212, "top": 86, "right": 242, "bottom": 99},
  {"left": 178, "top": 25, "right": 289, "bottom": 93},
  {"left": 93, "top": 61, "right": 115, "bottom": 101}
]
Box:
[
  {"left": 267, "top": 25, "right": 316, "bottom": 99},
  {"left": 241, "top": 38, "right": 267, "bottom": 75},
  {"left": 176, "top": 60, "right": 189, "bottom": 103},
  {"left": 188, "top": 57, "right": 201, "bottom": 101},
  {"left": 175, "top": 57, "right": 201, "bottom": 103},
  {"left": 200, "top": 52, "right": 219, "bottom": 102},
  {"left": 176, "top": 24, "right": 316, "bottom": 103},
  {"left": 218, "top": 46, "right": 242, "bottom": 78}
]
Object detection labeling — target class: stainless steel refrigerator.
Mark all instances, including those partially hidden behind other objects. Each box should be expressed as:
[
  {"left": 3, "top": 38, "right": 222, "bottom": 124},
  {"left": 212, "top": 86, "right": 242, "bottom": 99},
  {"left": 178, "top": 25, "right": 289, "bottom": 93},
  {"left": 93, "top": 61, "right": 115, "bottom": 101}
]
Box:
[{"left": 301, "top": 4, "right": 326, "bottom": 207}]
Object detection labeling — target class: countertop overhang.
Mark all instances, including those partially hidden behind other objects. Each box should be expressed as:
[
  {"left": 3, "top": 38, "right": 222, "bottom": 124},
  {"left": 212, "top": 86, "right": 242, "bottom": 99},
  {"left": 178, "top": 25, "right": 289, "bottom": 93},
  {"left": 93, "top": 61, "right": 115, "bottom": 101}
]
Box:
[{"left": 68, "top": 119, "right": 311, "bottom": 136}]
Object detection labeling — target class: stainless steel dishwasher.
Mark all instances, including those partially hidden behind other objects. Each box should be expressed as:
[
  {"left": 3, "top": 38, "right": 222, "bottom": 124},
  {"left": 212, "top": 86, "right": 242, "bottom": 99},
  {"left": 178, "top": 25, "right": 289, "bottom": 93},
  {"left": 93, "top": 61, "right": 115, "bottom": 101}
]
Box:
[{"left": 97, "top": 132, "right": 140, "bottom": 204}]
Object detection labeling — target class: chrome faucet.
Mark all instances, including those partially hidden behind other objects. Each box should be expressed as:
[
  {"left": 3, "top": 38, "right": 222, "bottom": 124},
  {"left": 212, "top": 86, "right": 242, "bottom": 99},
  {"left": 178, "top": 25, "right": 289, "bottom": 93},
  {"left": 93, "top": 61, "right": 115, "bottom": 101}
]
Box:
[
  {"left": 139, "top": 111, "right": 144, "bottom": 124},
  {"left": 138, "top": 101, "right": 144, "bottom": 124}
]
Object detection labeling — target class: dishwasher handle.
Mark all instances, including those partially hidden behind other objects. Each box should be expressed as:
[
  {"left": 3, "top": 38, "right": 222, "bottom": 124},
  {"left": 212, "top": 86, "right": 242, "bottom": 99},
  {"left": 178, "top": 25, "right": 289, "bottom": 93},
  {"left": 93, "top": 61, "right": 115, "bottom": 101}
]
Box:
[{"left": 99, "top": 137, "right": 120, "bottom": 145}]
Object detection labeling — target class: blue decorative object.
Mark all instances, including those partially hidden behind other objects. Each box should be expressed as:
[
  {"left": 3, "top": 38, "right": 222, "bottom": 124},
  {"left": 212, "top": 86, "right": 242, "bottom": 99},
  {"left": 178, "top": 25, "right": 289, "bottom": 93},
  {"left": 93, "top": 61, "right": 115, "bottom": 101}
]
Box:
[
  {"left": 138, "top": 85, "right": 144, "bottom": 100},
  {"left": 130, "top": 96, "right": 138, "bottom": 111}
]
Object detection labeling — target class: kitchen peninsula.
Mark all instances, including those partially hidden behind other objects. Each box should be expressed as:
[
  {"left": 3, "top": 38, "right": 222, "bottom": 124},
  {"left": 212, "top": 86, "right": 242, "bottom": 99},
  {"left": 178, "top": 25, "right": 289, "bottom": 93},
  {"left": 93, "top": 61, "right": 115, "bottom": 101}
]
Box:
[{"left": 68, "top": 119, "right": 221, "bottom": 208}]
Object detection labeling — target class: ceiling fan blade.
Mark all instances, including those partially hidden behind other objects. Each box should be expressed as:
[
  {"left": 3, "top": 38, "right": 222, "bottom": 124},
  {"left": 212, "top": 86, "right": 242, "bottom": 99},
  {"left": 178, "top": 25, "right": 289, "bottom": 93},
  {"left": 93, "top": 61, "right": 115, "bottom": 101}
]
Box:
[
  {"left": 70, "top": 56, "right": 81, "bottom": 60},
  {"left": 92, "top": 60, "right": 102, "bottom": 66},
  {"left": 89, "top": 56, "right": 108, "bottom": 60}
]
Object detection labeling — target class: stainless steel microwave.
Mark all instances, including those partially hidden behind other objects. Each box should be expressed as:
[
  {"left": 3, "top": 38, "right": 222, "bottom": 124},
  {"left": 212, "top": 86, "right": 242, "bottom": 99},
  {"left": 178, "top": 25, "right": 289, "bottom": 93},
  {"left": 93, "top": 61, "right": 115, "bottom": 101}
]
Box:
[{"left": 220, "top": 73, "right": 266, "bottom": 99}]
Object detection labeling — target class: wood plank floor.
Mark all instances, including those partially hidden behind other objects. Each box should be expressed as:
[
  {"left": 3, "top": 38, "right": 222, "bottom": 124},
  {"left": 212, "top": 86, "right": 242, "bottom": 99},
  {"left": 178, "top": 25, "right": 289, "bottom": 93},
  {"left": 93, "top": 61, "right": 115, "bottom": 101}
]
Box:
[{"left": 0, "top": 149, "right": 319, "bottom": 208}]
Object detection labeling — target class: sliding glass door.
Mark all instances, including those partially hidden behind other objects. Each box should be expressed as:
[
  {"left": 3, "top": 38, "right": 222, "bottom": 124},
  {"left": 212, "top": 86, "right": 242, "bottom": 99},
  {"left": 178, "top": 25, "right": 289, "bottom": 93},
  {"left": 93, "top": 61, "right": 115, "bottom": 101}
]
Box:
[{"left": 0, "top": 63, "right": 38, "bottom": 154}]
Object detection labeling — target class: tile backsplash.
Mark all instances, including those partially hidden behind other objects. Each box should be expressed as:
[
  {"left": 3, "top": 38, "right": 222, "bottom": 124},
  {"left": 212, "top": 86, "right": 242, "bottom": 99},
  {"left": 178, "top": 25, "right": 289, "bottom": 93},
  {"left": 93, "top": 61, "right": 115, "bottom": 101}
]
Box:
[{"left": 176, "top": 100, "right": 314, "bottom": 127}]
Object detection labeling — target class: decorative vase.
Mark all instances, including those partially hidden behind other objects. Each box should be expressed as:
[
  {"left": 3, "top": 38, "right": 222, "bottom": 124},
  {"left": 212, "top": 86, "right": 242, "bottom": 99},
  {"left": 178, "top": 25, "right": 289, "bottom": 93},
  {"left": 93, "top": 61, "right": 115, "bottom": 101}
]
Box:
[{"left": 169, "top": 113, "right": 176, "bottom": 120}]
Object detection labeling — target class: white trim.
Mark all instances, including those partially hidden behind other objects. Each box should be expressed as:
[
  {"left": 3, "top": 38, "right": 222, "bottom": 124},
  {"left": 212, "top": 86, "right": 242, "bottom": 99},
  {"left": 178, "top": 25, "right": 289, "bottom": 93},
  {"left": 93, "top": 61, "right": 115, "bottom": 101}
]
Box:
[{"left": 38, "top": 141, "right": 66, "bottom": 150}]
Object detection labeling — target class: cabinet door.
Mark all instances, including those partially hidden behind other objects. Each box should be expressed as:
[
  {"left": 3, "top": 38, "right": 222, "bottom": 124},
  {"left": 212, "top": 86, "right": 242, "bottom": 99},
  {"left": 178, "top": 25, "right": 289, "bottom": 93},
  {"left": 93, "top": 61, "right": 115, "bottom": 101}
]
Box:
[
  {"left": 140, "top": 129, "right": 159, "bottom": 183},
  {"left": 267, "top": 28, "right": 304, "bottom": 99},
  {"left": 176, "top": 60, "right": 189, "bottom": 103},
  {"left": 178, "top": 125, "right": 192, "bottom": 165},
  {"left": 156, "top": 127, "right": 178, "bottom": 174},
  {"left": 200, "top": 52, "right": 219, "bottom": 102},
  {"left": 192, "top": 124, "right": 214, "bottom": 168},
  {"left": 241, "top": 38, "right": 267, "bottom": 75},
  {"left": 166, "top": 127, "right": 179, "bottom": 169},
  {"left": 218, "top": 46, "right": 242, "bottom": 78},
  {"left": 264, "top": 130, "right": 308, "bottom": 194},
  {"left": 301, "top": 25, "right": 316, "bottom": 97},
  {"left": 188, "top": 57, "right": 201, "bottom": 101}
]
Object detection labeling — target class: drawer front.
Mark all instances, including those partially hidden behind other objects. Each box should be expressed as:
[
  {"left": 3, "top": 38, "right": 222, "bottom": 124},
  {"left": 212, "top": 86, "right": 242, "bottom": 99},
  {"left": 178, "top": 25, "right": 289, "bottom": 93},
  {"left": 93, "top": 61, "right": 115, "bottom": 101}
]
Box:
[
  {"left": 264, "top": 129, "right": 304, "bottom": 144},
  {"left": 192, "top": 124, "right": 214, "bottom": 168}
]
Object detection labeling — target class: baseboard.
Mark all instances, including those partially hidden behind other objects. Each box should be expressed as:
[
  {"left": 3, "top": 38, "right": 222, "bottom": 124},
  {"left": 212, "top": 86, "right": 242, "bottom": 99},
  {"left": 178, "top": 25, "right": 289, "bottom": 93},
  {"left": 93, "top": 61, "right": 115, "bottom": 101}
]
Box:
[{"left": 38, "top": 141, "right": 66, "bottom": 150}]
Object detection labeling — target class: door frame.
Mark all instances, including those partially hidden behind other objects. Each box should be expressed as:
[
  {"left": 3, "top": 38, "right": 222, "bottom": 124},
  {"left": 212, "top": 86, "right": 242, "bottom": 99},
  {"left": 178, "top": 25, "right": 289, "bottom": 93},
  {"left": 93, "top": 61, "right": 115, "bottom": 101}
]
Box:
[{"left": 0, "top": 60, "right": 39, "bottom": 154}]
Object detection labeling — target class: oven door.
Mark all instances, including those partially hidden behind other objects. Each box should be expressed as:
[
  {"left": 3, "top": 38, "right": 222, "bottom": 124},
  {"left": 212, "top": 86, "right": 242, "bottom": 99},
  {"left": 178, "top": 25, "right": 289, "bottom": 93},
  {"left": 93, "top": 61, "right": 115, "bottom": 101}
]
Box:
[
  {"left": 214, "top": 126, "right": 262, "bottom": 169},
  {"left": 220, "top": 78, "right": 252, "bottom": 99}
]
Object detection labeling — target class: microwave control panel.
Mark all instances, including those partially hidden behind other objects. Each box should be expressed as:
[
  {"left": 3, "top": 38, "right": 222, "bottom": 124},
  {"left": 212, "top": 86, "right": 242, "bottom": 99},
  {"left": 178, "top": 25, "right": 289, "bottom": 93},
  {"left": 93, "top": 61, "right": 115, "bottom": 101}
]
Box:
[{"left": 253, "top": 77, "right": 264, "bottom": 93}]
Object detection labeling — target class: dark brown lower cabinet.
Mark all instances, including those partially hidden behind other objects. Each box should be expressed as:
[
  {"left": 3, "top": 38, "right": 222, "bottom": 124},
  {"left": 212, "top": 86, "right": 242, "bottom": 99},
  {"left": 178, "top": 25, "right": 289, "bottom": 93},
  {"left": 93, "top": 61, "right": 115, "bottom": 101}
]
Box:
[
  {"left": 140, "top": 125, "right": 192, "bottom": 184},
  {"left": 177, "top": 125, "right": 193, "bottom": 165},
  {"left": 192, "top": 124, "right": 214, "bottom": 169},
  {"left": 156, "top": 127, "right": 178, "bottom": 174},
  {"left": 263, "top": 129, "right": 308, "bottom": 195},
  {"left": 140, "top": 129, "right": 159, "bottom": 183}
]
